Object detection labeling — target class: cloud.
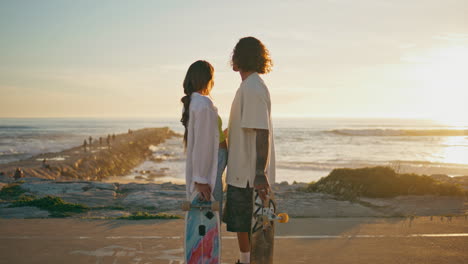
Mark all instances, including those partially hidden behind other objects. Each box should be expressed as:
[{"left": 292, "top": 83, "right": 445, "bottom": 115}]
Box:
[{"left": 433, "top": 33, "right": 468, "bottom": 42}]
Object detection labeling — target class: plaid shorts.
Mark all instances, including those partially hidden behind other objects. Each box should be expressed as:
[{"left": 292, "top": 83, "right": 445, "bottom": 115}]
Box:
[{"left": 222, "top": 183, "right": 253, "bottom": 232}]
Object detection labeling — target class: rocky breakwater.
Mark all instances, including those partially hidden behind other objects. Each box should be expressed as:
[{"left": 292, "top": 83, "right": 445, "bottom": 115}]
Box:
[{"left": 0, "top": 127, "right": 177, "bottom": 181}]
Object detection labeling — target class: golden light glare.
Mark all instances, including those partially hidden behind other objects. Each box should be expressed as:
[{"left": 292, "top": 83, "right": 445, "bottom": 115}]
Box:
[
  {"left": 406, "top": 46, "right": 468, "bottom": 126},
  {"left": 438, "top": 137, "right": 468, "bottom": 165}
]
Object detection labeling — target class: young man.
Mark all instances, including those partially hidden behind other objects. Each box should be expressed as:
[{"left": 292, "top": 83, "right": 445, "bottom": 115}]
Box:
[{"left": 223, "top": 37, "right": 276, "bottom": 264}]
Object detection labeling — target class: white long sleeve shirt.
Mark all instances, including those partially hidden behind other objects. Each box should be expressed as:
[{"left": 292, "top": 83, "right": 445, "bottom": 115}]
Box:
[{"left": 185, "top": 92, "right": 219, "bottom": 198}]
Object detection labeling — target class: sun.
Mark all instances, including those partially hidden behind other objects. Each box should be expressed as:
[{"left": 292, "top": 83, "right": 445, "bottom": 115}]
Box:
[{"left": 405, "top": 45, "right": 468, "bottom": 126}]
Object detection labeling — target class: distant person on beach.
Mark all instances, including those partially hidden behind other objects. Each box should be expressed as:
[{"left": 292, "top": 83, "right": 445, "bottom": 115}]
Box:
[
  {"left": 106, "top": 135, "right": 111, "bottom": 149},
  {"left": 88, "top": 136, "right": 93, "bottom": 149},
  {"left": 42, "top": 158, "right": 51, "bottom": 170},
  {"left": 181, "top": 60, "right": 227, "bottom": 219},
  {"left": 83, "top": 139, "right": 87, "bottom": 152},
  {"left": 99, "top": 137, "right": 102, "bottom": 147},
  {"left": 14, "top": 168, "right": 24, "bottom": 181},
  {"left": 223, "top": 37, "right": 275, "bottom": 264},
  {"left": 112, "top": 134, "right": 116, "bottom": 141}
]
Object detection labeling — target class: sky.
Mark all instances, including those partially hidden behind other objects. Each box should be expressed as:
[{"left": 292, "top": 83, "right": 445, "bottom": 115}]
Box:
[{"left": 1, "top": 0, "right": 467, "bottom": 124}]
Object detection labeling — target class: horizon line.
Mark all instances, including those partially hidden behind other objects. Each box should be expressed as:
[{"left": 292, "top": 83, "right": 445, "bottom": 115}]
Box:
[{"left": 0, "top": 115, "right": 440, "bottom": 121}]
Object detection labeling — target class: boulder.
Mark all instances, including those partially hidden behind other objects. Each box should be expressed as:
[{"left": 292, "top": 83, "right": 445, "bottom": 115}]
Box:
[
  {"left": 0, "top": 206, "right": 49, "bottom": 219},
  {"left": 88, "top": 182, "right": 117, "bottom": 191},
  {"left": 75, "top": 210, "right": 130, "bottom": 219},
  {"left": 57, "top": 190, "right": 117, "bottom": 207},
  {"left": 21, "top": 177, "right": 53, "bottom": 183},
  {"left": 0, "top": 175, "right": 13, "bottom": 184},
  {"left": 120, "top": 191, "right": 184, "bottom": 211},
  {"left": 119, "top": 183, "right": 161, "bottom": 193},
  {"left": 275, "top": 191, "right": 383, "bottom": 217},
  {"left": 20, "top": 182, "right": 89, "bottom": 195}
]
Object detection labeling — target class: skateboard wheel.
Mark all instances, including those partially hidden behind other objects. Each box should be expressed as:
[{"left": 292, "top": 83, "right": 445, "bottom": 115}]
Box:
[
  {"left": 278, "top": 213, "right": 289, "bottom": 223},
  {"left": 211, "top": 201, "right": 220, "bottom": 211},
  {"left": 182, "top": 201, "right": 191, "bottom": 211}
]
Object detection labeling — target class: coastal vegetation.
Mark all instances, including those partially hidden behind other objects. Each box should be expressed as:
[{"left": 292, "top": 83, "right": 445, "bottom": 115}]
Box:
[
  {"left": 9, "top": 195, "right": 89, "bottom": 217},
  {"left": 117, "top": 211, "right": 181, "bottom": 220},
  {"left": 0, "top": 182, "right": 26, "bottom": 200},
  {"left": 304, "top": 166, "right": 465, "bottom": 199}
]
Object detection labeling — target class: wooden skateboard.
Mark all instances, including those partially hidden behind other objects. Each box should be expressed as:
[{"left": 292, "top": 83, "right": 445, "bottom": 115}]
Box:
[
  {"left": 182, "top": 192, "right": 221, "bottom": 264},
  {"left": 250, "top": 189, "right": 289, "bottom": 264}
]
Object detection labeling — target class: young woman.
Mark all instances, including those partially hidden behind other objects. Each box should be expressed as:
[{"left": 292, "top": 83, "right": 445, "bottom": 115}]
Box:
[{"left": 181, "top": 60, "right": 227, "bottom": 218}]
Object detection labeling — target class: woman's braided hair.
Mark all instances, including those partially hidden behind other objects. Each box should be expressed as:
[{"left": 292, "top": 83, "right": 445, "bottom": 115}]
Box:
[{"left": 181, "top": 60, "right": 214, "bottom": 147}]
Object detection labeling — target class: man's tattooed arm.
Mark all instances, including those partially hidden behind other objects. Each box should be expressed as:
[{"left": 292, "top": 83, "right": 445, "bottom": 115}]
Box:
[{"left": 254, "top": 129, "right": 270, "bottom": 187}]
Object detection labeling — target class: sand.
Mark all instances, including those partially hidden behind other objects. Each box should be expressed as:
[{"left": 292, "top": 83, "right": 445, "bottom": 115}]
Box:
[{"left": 0, "top": 217, "right": 466, "bottom": 264}]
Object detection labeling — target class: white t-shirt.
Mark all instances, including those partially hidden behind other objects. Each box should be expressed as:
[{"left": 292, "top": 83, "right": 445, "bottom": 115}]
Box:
[{"left": 226, "top": 73, "right": 276, "bottom": 188}]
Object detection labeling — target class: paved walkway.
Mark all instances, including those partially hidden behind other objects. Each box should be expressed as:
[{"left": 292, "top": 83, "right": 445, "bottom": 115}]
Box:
[{"left": 0, "top": 217, "right": 467, "bottom": 264}]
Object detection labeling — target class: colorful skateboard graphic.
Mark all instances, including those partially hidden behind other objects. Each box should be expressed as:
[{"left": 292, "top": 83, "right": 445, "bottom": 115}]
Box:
[
  {"left": 183, "top": 192, "right": 221, "bottom": 264},
  {"left": 250, "top": 189, "right": 289, "bottom": 264}
]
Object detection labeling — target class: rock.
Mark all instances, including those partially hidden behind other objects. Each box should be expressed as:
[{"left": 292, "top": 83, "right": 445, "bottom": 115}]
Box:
[
  {"left": 75, "top": 210, "right": 130, "bottom": 219},
  {"left": 430, "top": 174, "right": 450, "bottom": 181},
  {"left": 20, "top": 182, "right": 89, "bottom": 195},
  {"left": 275, "top": 191, "right": 383, "bottom": 217},
  {"left": 120, "top": 191, "right": 184, "bottom": 211},
  {"left": 119, "top": 183, "right": 161, "bottom": 193},
  {"left": 0, "top": 175, "right": 13, "bottom": 184},
  {"left": 381, "top": 195, "right": 465, "bottom": 216},
  {"left": 0, "top": 206, "right": 50, "bottom": 219},
  {"left": 0, "top": 203, "right": 11, "bottom": 208},
  {"left": 57, "top": 190, "right": 117, "bottom": 207},
  {"left": 21, "top": 177, "right": 53, "bottom": 183},
  {"left": 88, "top": 182, "right": 117, "bottom": 191},
  {"left": 154, "top": 190, "right": 185, "bottom": 198}
]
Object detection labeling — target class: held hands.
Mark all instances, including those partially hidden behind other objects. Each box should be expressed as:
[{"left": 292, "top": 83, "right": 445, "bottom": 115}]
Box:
[{"left": 195, "top": 182, "right": 211, "bottom": 201}]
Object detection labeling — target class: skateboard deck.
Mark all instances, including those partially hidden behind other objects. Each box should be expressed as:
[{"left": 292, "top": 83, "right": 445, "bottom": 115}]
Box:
[
  {"left": 183, "top": 192, "right": 221, "bottom": 264},
  {"left": 250, "top": 189, "right": 288, "bottom": 264}
]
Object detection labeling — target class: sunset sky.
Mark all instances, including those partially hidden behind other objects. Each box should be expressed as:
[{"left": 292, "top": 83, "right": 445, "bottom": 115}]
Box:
[{"left": 1, "top": 0, "right": 467, "bottom": 124}]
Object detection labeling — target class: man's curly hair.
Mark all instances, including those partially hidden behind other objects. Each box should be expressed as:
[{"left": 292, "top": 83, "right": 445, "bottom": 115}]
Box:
[{"left": 231, "top": 37, "right": 273, "bottom": 74}]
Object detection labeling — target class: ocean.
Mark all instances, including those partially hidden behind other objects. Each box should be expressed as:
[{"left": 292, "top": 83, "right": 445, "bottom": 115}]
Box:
[{"left": 1, "top": 117, "right": 468, "bottom": 183}]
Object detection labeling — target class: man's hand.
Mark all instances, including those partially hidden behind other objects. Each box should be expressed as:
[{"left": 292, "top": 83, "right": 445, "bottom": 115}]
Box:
[
  {"left": 254, "top": 174, "right": 270, "bottom": 201},
  {"left": 195, "top": 182, "right": 211, "bottom": 201}
]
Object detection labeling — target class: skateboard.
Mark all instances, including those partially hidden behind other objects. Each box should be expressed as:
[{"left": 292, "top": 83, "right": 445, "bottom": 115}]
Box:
[
  {"left": 182, "top": 192, "right": 221, "bottom": 264},
  {"left": 250, "top": 189, "right": 289, "bottom": 264}
]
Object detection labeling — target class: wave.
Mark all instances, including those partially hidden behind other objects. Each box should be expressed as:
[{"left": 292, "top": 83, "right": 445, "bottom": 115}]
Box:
[
  {"left": 277, "top": 160, "right": 468, "bottom": 176},
  {"left": 328, "top": 129, "right": 468, "bottom": 137},
  {"left": 277, "top": 161, "right": 381, "bottom": 171},
  {"left": 0, "top": 125, "right": 36, "bottom": 130}
]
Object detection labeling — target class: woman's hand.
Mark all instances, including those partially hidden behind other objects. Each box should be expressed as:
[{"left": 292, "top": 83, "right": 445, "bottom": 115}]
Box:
[{"left": 195, "top": 182, "right": 211, "bottom": 201}]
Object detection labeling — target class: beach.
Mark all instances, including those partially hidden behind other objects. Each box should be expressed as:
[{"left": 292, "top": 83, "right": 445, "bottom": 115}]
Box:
[
  {"left": 0, "top": 124, "right": 467, "bottom": 263},
  {"left": 0, "top": 217, "right": 466, "bottom": 264}
]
